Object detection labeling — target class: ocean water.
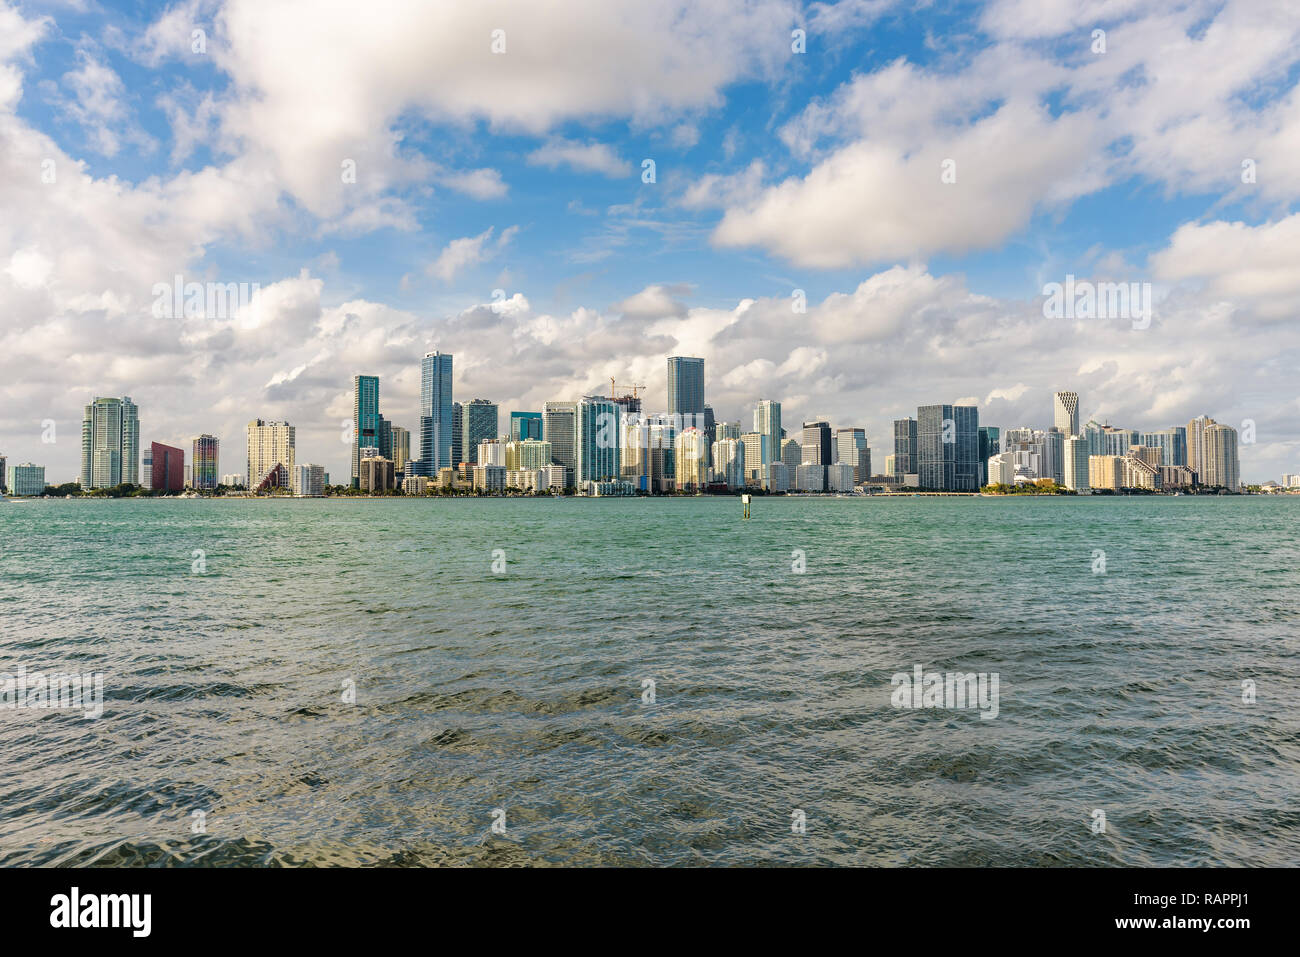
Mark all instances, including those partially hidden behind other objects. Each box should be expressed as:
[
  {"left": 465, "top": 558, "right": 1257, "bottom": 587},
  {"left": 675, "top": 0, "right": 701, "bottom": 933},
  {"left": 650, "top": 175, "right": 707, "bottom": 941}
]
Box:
[{"left": 1, "top": 495, "right": 1297, "bottom": 867}]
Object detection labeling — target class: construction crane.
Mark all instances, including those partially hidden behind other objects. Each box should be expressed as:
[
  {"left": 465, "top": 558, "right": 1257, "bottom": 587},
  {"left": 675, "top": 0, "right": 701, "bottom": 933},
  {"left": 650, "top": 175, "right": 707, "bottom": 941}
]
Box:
[{"left": 609, "top": 378, "right": 647, "bottom": 400}]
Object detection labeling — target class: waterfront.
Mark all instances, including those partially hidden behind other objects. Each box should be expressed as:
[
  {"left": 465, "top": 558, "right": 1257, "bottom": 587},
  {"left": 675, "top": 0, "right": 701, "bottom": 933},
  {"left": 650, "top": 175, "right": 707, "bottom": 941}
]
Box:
[{"left": 1, "top": 496, "right": 1297, "bottom": 866}]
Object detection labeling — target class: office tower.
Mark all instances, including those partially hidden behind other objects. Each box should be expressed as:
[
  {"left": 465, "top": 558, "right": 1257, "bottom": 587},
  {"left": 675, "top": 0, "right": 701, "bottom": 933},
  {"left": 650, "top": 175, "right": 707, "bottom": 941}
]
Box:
[
  {"left": 666, "top": 356, "right": 705, "bottom": 423},
  {"left": 414, "top": 351, "right": 453, "bottom": 476},
  {"left": 917, "top": 404, "right": 979, "bottom": 491},
  {"left": 1063, "top": 436, "right": 1090, "bottom": 491},
  {"left": 148, "top": 442, "right": 186, "bottom": 492},
  {"left": 574, "top": 396, "right": 620, "bottom": 481},
  {"left": 462, "top": 399, "right": 499, "bottom": 465},
  {"left": 543, "top": 401, "right": 578, "bottom": 479},
  {"left": 1088, "top": 455, "right": 1124, "bottom": 490},
  {"left": 359, "top": 454, "right": 395, "bottom": 493},
  {"left": 1053, "top": 391, "right": 1079, "bottom": 436},
  {"left": 781, "top": 437, "right": 801, "bottom": 469},
  {"left": 674, "top": 428, "right": 707, "bottom": 491},
  {"left": 510, "top": 411, "right": 543, "bottom": 441},
  {"left": 1139, "top": 428, "right": 1186, "bottom": 467},
  {"left": 246, "top": 419, "right": 296, "bottom": 490},
  {"left": 1186, "top": 415, "right": 1215, "bottom": 479},
  {"left": 1201, "top": 423, "right": 1240, "bottom": 490},
  {"left": 351, "top": 375, "right": 382, "bottom": 487},
  {"left": 978, "top": 426, "right": 1000, "bottom": 485},
  {"left": 711, "top": 438, "right": 745, "bottom": 489},
  {"left": 702, "top": 405, "right": 716, "bottom": 463},
  {"left": 741, "top": 431, "right": 769, "bottom": 486},
  {"left": 190, "top": 434, "right": 219, "bottom": 491},
  {"left": 389, "top": 426, "right": 410, "bottom": 473},
  {"left": 755, "top": 400, "right": 782, "bottom": 471},
  {"left": 10, "top": 463, "right": 44, "bottom": 496},
  {"left": 295, "top": 464, "right": 326, "bottom": 497},
  {"left": 801, "top": 421, "right": 832, "bottom": 465},
  {"left": 0, "top": 453, "right": 6, "bottom": 492},
  {"left": 80, "top": 396, "right": 140, "bottom": 488},
  {"left": 892, "top": 417, "right": 918, "bottom": 479},
  {"left": 835, "top": 428, "right": 869, "bottom": 483}
]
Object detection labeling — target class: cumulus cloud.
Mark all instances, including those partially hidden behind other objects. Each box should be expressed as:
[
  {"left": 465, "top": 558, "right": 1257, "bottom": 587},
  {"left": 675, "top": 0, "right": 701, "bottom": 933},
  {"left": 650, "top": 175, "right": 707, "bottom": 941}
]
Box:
[
  {"left": 428, "top": 226, "right": 518, "bottom": 282},
  {"left": 526, "top": 138, "right": 632, "bottom": 178}
]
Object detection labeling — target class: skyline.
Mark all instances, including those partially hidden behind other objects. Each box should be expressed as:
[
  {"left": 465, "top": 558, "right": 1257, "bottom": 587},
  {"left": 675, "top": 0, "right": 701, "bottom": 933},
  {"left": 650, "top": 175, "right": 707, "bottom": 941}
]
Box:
[{"left": 4, "top": 0, "right": 1300, "bottom": 484}]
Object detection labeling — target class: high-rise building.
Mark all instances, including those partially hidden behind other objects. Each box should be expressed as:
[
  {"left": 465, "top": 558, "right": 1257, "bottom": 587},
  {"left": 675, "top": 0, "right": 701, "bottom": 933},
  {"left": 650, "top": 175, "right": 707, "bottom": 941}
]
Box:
[
  {"left": 1053, "top": 391, "right": 1079, "bottom": 436},
  {"left": 711, "top": 438, "right": 745, "bottom": 489},
  {"left": 351, "top": 374, "right": 383, "bottom": 487},
  {"left": 1186, "top": 415, "right": 1215, "bottom": 479},
  {"left": 543, "top": 401, "right": 578, "bottom": 478},
  {"left": 220, "top": 473, "right": 244, "bottom": 488},
  {"left": 892, "top": 417, "right": 918, "bottom": 479},
  {"left": 674, "top": 428, "right": 707, "bottom": 491},
  {"left": 359, "top": 454, "right": 395, "bottom": 493},
  {"left": 1103, "top": 427, "right": 1139, "bottom": 456},
  {"left": 509, "top": 411, "right": 543, "bottom": 441},
  {"left": 295, "top": 463, "right": 326, "bottom": 497},
  {"left": 191, "top": 434, "right": 219, "bottom": 491},
  {"left": 415, "top": 351, "right": 453, "bottom": 476},
  {"left": 1063, "top": 436, "right": 1090, "bottom": 491},
  {"left": 666, "top": 356, "right": 705, "bottom": 423},
  {"left": 1088, "top": 455, "right": 1124, "bottom": 490},
  {"left": 574, "top": 397, "right": 620, "bottom": 481},
  {"left": 510, "top": 438, "right": 552, "bottom": 471},
  {"left": 978, "top": 426, "right": 1000, "bottom": 485},
  {"left": 80, "top": 396, "right": 140, "bottom": 489},
  {"left": 1139, "top": 428, "right": 1186, "bottom": 467},
  {"left": 741, "top": 431, "right": 769, "bottom": 486},
  {"left": 477, "top": 438, "right": 507, "bottom": 468},
  {"left": 835, "top": 428, "right": 869, "bottom": 483},
  {"left": 10, "top": 463, "right": 44, "bottom": 496},
  {"left": 451, "top": 401, "right": 464, "bottom": 467},
  {"left": 800, "top": 421, "right": 832, "bottom": 466},
  {"left": 0, "top": 453, "right": 7, "bottom": 492},
  {"left": 463, "top": 399, "right": 499, "bottom": 465},
  {"left": 390, "top": 426, "right": 410, "bottom": 473},
  {"left": 781, "top": 437, "right": 801, "bottom": 469},
  {"left": 917, "top": 404, "right": 979, "bottom": 491},
  {"left": 755, "top": 400, "right": 781, "bottom": 471},
  {"left": 1201, "top": 423, "right": 1240, "bottom": 491},
  {"left": 149, "top": 441, "right": 186, "bottom": 492},
  {"left": 246, "top": 419, "right": 295, "bottom": 491}
]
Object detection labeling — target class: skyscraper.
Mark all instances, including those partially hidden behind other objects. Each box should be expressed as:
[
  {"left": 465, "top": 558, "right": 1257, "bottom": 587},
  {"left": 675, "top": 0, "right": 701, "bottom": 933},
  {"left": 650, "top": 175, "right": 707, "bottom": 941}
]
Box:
[
  {"left": 390, "top": 426, "right": 410, "bottom": 473},
  {"left": 1201, "top": 423, "right": 1240, "bottom": 491},
  {"left": 754, "top": 400, "right": 781, "bottom": 473},
  {"left": 544, "top": 401, "right": 578, "bottom": 479},
  {"left": 978, "top": 426, "right": 1000, "bottom": 486},
  {"left": 674, "top": 428, "right": 706, "bottom": 491},
  {"left": 666, "top": 356, "right": 705, "bottom": 424},
  {"left": 892, "top": 417, "right": 918, "bottom": 479},
  {"left": 800, "top": 421, "right": 832, "bottom": 465},
  {"left": 510, "top": 411, "right": 543, "bottom": 441},
  {"left": 1139, "top": 428, "right": 1187, "bottom": 467},
  {"left": 1186, "top": 415, "right": 1214, "bottom": 479},
  {"left": 351, "top": 374, "right": 382, "bottom": 487},
  {"left": 1063, "top": 435, "right": 1090, "bottom": 491},
  {"left": 416, "top": 351, "right": 453, "bottom": 475},
  {"left": 462, "top": 399, "right": 499, "bottom": 465},
  {"left": 80, "top": 396, "right": 140, "bottom": 489},
  {"left": 451, "top": 401, "right": 464, "bottom": 467},
  {"left": 835, "top": 427, "right": 869, "bottom": 483},
  {"left": 917, "top": 404, "right": 979, "bottom": 491},
  {"left": 191, "top": 434, "right": 219, "bottom": 490},
  {"left": 1053, "top": 391, "right": 1079, "bottom": 436},
  {"left": 246, "top": 419, "right": 295, "bottom": 490},
  {"left": 574, "top": 396, "right": 620, "bottom": 481}
]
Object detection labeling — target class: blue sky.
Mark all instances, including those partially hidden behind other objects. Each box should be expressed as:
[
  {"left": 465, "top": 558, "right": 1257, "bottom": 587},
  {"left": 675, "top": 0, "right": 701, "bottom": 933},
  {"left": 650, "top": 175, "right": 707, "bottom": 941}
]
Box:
[{"left": 3, "top": 0, "right": 1300, "bottom": 483}]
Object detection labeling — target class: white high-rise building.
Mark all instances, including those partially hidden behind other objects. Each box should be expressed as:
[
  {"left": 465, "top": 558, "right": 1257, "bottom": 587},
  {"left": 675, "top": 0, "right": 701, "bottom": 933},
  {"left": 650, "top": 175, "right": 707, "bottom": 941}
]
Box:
[
  {"left": 1186, "top": 415, "right": 1215, "bottom": 479},
  {"left": 1053, "top": 391, "right": 1079, "bottom": 436},
  {"left": 1201, "top": 423, "right": 1240, "bottom": 491},
  {"left": 711, "top": 438, "right": 745, "bottom": 489},
  {"left": 754, "top": 400, "right": 781, "bottom": 473},
  {"left": 80, "top": 396, "right": 140, "bottom": 489},
  {"left": 675, "top": 428, "right": 707, "bottom": 491},
  {"left": 1063, "top": 435, "right": 1090, "bottom": 491},
  {"left": 295, "top": 463, "right": 326, "bottom": 497},
  {"left": 247, "top": 419, "right": 295, "bottom": 491}
]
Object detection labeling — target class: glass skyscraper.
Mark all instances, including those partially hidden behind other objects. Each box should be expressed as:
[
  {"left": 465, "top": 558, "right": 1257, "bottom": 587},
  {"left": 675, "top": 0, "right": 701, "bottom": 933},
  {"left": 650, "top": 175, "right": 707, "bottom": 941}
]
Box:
[
  {"left": 462, "top": 399, "right": 499, "bottom": 464},
  {"left": 666, "top": 356, "right": 705, "bottom": 423},
  {"left": 510, "top": 411, "right": 543, "bottom": 441},
  {"left": 574, "top": 396, "right": 620, "bottom": 481},
  {"left": 415, "top": 351, "right": 453, "bottom": 475},
  {"left": 81, "top": 396, "right": 140, "bottom": 489},
  {"left": 892, "top": 417, "right": 918, "bottom": 479},
  {"left": 977, "top": 426, "right": 1000, "bottom": 486},
  {"left": 351, "top": 375, "right": 382, "bottom": 487},
  {"left": 918, "top": 404, "right": 979, "bottom": 491}
]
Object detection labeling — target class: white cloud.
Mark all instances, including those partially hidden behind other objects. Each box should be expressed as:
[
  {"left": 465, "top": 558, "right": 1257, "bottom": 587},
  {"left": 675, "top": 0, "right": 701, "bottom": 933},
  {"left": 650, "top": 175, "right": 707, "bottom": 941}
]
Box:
[
  {"left": 428, "top": 226, "right": 518, "bottom": 282},
  {"left": 526, "top": 137, "right": 632, "bottom": 178}
]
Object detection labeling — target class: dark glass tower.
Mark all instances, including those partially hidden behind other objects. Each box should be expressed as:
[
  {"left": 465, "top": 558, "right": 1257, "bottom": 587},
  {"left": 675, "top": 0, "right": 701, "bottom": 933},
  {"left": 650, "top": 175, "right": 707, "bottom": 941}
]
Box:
[{"left": 918, "top": 404, "right": 979, "bottom": 491}]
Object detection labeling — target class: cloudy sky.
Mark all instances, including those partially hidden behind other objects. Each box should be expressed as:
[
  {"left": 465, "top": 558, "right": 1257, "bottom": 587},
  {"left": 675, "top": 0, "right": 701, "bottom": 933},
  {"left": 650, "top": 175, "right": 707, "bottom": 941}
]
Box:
[{"left": 2, "top": 0, "right": 1299, "bottom": 483}]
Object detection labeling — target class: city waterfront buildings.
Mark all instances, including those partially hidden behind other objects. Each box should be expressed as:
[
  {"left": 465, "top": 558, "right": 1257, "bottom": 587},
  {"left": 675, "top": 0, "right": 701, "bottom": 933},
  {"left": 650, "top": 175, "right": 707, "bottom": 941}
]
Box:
[
  {"left": 148, "top": 441, "right": 186, "bottom": 493},
  {"left": 414, "top": 351, "right": 453, "bottom": 476},
  {"left": 80, "top": 396, "right": 140, "bottom": 489},
  {"left": 918, "top": 404, "right": 979, "bottom": 491},
  {"left": 10, "top": 462, "right": 44, "bottom": 496},
  {"left": 247, "top": 419, "right": 296, "bottom": 491},
  {"left": 191, "top": 434, "right": 219, "bottom": 490}
]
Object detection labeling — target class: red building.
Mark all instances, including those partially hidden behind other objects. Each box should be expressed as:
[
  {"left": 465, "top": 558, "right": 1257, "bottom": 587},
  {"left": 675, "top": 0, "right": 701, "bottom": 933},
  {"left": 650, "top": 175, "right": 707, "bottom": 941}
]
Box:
[{"left": 150, "top": 442, "right": 185, "bottom": 493}]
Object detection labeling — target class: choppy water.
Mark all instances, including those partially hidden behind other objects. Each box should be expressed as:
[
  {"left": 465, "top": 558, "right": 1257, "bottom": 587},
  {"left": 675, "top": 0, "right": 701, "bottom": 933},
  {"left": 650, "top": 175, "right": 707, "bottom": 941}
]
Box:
[{"left": 1, "top": 495, "right": 1297, "bottom": 866}]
